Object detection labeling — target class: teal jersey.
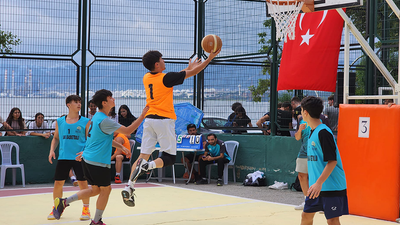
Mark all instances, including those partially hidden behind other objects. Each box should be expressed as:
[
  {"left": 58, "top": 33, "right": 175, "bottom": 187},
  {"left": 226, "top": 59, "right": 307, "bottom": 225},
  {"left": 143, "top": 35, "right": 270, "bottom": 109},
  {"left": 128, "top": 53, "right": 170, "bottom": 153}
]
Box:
[
  {"left": 57, "top": 116, "right": 89, "bottom": 160},
  {"left": 307, "top": 124, "right": 347, "bottom": 191},
  {"left": 205, "top": 140, "right": 231, "bottom": 161},
  {"left": 82, "top": 112, "right": 120, "bottom": 166},
  {"left": 297, "top": 119, "right": 311, "bottom": 158}
]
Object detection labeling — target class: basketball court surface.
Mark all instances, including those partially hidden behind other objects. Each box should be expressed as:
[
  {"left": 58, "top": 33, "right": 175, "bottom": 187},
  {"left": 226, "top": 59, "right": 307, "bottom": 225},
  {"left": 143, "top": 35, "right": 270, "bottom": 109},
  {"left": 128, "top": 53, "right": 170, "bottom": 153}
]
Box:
[{"left": 0, "top": 182, "right": 397, "bottom": 225}]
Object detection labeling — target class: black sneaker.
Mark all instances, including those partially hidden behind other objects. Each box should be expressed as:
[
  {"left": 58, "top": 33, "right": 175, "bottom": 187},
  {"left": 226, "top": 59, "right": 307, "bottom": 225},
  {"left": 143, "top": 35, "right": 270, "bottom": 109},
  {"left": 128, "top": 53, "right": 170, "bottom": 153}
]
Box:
[
  {"left": 90, "top": 218, "right": 105, "bottom": 224},
  {"left": 195, "top": 178, "right": 208, "bottom": 185},
  {"left": 130, "top": 158, "right": 149, "bottom": 182},
  {"left": 217, "top": 178, "right": 223, "bottom": 186},
  {"left": 53, "top": 197, "right": 68, "bottom": 220},
  {"left": 121, "top": 187, "right": 135, "bottom": 207}
]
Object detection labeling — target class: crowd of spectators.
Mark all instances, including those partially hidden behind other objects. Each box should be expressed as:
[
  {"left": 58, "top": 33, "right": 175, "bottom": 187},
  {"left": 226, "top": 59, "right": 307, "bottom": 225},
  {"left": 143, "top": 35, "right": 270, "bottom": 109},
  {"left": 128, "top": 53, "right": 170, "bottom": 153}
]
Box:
[{"left": 0, "top": 104, "right": 138, "bottom": 138}]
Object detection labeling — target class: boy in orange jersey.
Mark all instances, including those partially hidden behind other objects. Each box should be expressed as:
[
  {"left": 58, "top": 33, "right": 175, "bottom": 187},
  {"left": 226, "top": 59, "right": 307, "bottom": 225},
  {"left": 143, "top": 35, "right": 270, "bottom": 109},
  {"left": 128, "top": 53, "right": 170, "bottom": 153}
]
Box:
[
  {"left": 111, "top": 132, "right": 131, "bottom": 183},
  {"left": 122, "top": 49, "right": 221, "bottom": 206}
]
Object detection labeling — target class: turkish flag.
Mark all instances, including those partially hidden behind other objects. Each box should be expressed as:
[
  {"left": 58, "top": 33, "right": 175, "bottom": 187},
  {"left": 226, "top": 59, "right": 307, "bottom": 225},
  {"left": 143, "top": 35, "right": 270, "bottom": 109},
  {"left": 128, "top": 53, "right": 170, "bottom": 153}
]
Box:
[{"left": 277, "top": 10, "right": 345, "bottom": 92}]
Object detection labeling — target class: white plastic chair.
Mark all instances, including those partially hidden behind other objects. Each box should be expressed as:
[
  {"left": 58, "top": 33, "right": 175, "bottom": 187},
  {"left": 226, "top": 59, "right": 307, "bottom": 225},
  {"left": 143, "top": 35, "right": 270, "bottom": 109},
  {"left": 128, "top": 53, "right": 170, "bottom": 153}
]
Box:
[
  {"left": 111, "top": 139, "right": 135, "bottom": 181},
  {"left": 207, "top": 140, "right": 239, "bottom": 185},
  {"left": 0, "top": 141, "right": 25, "bottom": 188}
]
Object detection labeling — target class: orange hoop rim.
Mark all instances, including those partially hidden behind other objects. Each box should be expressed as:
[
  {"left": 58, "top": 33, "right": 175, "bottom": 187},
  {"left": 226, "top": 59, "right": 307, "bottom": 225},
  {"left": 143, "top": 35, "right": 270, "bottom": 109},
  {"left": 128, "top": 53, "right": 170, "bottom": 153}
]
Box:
[{"left": 265, "top": 0, "right": 304, "bottom": 6}]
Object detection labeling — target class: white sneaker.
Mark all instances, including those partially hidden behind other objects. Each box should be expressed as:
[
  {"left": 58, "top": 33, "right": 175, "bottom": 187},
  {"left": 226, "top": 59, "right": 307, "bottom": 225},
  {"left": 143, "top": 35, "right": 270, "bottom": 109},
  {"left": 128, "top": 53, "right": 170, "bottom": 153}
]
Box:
[
  {"left": 279, "top": 182, "right": 288, "bottom": 189},
  {"left": 268, "top": 181, "right": 280, "bottom": 189},
  {"left": 269, "top": 181, "right": 288, "bottom": 190},
  {"left": 294, "top": 202, "right": 305, "bottom": 210}
]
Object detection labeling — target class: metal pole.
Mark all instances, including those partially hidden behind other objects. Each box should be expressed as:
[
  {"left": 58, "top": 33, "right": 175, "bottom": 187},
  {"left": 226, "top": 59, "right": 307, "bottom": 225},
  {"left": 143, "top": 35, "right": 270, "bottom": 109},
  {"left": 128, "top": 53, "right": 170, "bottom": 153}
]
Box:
[
  {"left": 80, "top": 0, "right": 88, "bottom": 116},
  {"left": 336, "top": 9, "right": 397, "bottom": 90},
  {"left": 343, "top": 23, "right": 349, "bottom": 104},
  {"left": 270, "top": 19, "right": 278, "bottom": 136},
  {"left": 196, "top": 0, "right": 205, "bottom": 110}
]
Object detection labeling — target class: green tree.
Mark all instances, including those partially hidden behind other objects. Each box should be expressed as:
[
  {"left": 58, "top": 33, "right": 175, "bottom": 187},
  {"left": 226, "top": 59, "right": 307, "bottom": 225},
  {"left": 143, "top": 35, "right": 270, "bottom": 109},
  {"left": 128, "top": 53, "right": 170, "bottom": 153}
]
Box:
[
  {"left": 249, "top": 19, "right": 281, "bottom": 102},
  {"left": 0, "top": 25, "right": 21, "bottom": 55}
]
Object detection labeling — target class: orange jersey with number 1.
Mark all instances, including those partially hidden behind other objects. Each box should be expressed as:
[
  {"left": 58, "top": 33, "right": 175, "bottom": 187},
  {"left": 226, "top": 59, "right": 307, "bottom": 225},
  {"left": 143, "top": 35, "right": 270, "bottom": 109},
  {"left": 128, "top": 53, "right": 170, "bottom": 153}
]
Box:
[{"left": 143, "top": 72, "right": 176, "bottom": 120}]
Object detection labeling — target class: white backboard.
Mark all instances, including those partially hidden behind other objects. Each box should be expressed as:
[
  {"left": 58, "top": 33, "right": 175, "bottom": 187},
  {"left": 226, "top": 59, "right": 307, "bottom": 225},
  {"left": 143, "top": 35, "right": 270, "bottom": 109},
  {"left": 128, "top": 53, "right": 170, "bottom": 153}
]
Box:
[
  {"left": 266, "top": 0, "right": 363, "bottom": 16},
  {"left": 313, "top": 0, "right": 363, "bottom": 11}
]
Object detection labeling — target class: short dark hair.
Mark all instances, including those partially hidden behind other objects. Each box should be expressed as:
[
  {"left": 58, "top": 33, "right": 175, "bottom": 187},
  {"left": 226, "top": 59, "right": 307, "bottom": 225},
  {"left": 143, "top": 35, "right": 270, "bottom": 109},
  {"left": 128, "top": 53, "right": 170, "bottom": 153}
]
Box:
[
  {"left": 231, "top": 102, "right": 242, "bottom": 111},
  {"left": 301, "top": 96, "right": 323, "bottom": 119},
  {"left": 291, "top": 96, "right": 301, "bottom": 103},
  {"left": 328, "top": 95, "right": 334, "bottom": 101},
  {"left": 234, "top": 106, "right": 246, "bottom": 115},
  {"left": 35, "top": 112, "right": 44, "bottom": 120},
  {"left": 282, "top": 102, "right": 292, "bottom": 111},
  {"left": 142, "top": 50, "right": 163, "bottom": 71},
  {"left": 88, "top": 100, "right": 94, "bottom": 105},
  {"left": 66, "top": 95, "right": 81, "bottom": 106},
  {"left": 277, "top": 102, "right": 282, "bottom": 108},
  {"left": 207, "top": 133, "right": 217, "bottom": 139},
  {"left": 187, "top": 124, "right": 196, "bottom": 130},
  {"left": 91, "top": 89, "right": 113, "bottom": 109}
]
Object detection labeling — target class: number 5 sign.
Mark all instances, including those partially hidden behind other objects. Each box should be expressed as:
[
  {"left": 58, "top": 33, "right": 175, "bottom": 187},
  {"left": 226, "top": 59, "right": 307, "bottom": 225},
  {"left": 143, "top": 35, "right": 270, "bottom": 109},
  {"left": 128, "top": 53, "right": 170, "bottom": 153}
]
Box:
[{"left": 358, "top": 117, "right": 370, "bottom": 138}]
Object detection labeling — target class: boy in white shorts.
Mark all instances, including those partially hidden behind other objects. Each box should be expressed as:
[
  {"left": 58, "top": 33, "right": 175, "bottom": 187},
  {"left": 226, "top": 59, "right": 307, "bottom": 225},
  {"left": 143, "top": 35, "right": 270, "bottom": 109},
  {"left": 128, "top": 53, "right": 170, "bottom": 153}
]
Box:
[{"left": 122, "top": 49, "right": 220, "bottom": 207}]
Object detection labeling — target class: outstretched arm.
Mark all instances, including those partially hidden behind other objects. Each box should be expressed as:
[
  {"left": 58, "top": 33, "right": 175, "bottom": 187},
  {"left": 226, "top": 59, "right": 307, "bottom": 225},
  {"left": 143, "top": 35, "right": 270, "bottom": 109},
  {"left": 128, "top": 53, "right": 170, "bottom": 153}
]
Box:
[{"left": 183, "top": 49, "right": 221, "bottom": 79}]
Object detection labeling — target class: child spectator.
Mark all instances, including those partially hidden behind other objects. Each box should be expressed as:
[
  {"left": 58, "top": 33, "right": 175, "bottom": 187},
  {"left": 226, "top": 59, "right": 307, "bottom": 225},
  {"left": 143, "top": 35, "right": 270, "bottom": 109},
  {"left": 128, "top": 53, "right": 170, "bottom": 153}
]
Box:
[
  {"left": 232, "top": 106, "right": 252, "bottom": 134},
  {"left": 88, "top": 100, "right": 97, "bottom": 119},
  {"left": 6, "top": 107, "right": 26, "bottom": 136},
  {"left": 27, "top": 112, "right": 51, "bottom": 138}
]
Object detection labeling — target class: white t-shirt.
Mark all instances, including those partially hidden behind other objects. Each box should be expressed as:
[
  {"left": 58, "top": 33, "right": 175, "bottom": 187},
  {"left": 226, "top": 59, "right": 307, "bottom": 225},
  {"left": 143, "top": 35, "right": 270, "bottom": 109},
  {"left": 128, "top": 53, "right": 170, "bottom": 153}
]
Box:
[{"left": 27, "top": 121, "right": 49, "bottom": 135}]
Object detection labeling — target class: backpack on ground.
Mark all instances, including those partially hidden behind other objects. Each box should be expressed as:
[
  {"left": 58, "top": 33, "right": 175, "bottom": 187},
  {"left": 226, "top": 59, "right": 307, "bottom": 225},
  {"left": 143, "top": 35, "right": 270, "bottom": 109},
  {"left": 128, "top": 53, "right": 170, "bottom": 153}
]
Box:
[{"left": 290, "top": 176, "right": 302, "bottom": 192}]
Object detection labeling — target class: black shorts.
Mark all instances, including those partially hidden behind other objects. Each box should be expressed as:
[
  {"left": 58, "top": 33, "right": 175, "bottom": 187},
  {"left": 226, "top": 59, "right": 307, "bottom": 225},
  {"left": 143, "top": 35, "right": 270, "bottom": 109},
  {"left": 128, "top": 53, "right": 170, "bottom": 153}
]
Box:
[
  {"left": 54, "top": 160, "right": 85, "bottom": 181},
  {"left": 81, "top": 160, "right": 111, "bottom": 187}
]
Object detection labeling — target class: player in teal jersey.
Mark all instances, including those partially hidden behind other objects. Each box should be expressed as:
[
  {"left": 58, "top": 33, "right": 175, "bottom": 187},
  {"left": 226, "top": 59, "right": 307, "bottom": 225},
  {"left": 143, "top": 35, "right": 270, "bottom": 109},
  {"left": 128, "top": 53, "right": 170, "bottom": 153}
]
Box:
[
  {"left": 48, "top": 95, "right": 91, "bottom": 221},
  {"left": 52, "top": 89, "right": 148, "bottom": 225},
  {"left": 300, "top": 96, "right": 348, "bottom": 225}
]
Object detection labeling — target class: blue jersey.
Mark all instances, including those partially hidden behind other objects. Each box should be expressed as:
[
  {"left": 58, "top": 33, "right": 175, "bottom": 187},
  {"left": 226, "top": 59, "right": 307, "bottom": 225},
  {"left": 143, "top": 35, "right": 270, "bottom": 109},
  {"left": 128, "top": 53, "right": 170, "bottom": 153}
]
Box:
[
  {"left": 297, "top": 119, "right": 311, "bottom": 158},
  {"left": 205, "top": 140, "right": 231, "bottom": 161},
  {"left": 307, "top": 124, "right": 346, "bottom": 191},
  {"left": 57, "top": 116, "right": 89, "bottom": 160},
  {"left": 82, "top": 112, "right": 119, "bottom": 166}
]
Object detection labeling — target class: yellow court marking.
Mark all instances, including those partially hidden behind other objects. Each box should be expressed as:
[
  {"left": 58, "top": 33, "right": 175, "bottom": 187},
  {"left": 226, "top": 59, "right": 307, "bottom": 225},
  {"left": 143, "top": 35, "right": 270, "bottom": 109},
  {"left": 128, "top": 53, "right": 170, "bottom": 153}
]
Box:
[{"left": 0, "top": 185, "right": 397, "bottom": 225}]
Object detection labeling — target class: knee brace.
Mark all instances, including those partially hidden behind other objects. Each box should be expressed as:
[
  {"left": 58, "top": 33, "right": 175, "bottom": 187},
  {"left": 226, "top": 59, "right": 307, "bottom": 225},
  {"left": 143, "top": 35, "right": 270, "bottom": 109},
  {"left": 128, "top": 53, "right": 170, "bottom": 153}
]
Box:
[{"left": 160, "top": 152, "right": 176, "bottom": 167}]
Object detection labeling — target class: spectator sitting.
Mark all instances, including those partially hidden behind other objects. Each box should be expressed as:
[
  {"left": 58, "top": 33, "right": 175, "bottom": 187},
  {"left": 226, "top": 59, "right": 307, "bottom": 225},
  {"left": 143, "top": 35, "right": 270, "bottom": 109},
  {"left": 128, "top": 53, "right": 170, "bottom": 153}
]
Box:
[
  {"left": 181, "top": 124, "right": 207, "bottom": 181},
  {"left": 256, "top": 102, "right": 282, "bottom": 135},
  {"left": 0, "top": 115, "right": 13, "bottom": 136},
  {"left": 111, "top": 132, "right": 131, "bottom": 184},
  {"left": 87, "top": 100, "right": 97, "bottom": 119},
  {"left": 291, "top": 96, "right": 302, "bottom": 123},
  {"left": 323, "top": 95, "right": 339, "bottom": 131},
  {"left": 232, "top": 106, "right": 252, "bottom": 134},
  {"left": 227, "top": 102, "right": 242, "bottom": 122},
  {"left": 256, "top": 103, "right": 292, "bottom": 136},
  {"left": 195, "top": 134, "right": 231, "bottom": 186},
  {"left": 6, "top": 107, "right": 26, "bottom": 136},
  {"left": 108, "top": 106, "right": 118, "bottom": 123},
  {"left": 277, "top": 102, "right": 293, "bottom": 136},
  {"left": 118, "top": 105, "right": 137, "bottom": 138},
  {"left": 224, "top": 102, "right": 242, "bottom": 133},
  {"left": 384, "top": 99, "right": 394, "bottom": 105},
  {"left": 27, "top": 112, "right": 51, "bottom": 138}
]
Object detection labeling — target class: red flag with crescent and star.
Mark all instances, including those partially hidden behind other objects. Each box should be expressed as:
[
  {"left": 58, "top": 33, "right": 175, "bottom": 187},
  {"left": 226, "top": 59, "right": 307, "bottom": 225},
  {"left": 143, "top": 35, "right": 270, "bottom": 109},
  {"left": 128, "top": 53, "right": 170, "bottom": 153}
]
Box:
[{"left": 277, "top": 9, "right": 345, "bottom": 92}]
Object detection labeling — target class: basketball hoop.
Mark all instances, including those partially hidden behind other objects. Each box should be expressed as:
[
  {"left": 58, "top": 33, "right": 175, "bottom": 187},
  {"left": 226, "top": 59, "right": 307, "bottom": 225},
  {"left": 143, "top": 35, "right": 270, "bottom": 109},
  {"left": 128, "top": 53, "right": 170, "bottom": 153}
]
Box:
[{"left": 266, "top": 0, "right": 311, "bottom": 42}]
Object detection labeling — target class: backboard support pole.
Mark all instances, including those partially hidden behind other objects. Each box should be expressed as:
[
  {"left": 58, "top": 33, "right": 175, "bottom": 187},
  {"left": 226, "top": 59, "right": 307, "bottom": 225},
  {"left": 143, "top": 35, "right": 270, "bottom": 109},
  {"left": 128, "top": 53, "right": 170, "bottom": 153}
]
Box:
[{"left": 336, "top": 8, "right": 398, "bottom": 102}]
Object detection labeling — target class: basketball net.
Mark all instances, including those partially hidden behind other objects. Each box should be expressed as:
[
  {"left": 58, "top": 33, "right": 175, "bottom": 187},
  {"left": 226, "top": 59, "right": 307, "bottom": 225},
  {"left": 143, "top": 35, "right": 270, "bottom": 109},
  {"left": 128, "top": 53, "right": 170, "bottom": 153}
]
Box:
[{"left": 266, "top": 0, "right": 304, "bottom": 42}]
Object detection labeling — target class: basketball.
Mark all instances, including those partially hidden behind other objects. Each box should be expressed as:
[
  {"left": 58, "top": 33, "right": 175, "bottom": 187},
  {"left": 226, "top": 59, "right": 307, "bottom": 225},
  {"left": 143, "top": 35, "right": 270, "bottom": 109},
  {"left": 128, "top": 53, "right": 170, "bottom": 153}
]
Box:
[{"left": 201, "top": 34, "right": 222, "bottom": 53}]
